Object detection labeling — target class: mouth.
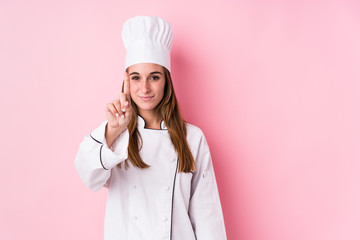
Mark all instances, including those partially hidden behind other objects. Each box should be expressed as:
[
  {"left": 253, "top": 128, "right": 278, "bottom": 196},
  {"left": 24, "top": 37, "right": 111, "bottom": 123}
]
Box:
[{"left": 139, "top": 96, "right": 154, "bottom": 101}]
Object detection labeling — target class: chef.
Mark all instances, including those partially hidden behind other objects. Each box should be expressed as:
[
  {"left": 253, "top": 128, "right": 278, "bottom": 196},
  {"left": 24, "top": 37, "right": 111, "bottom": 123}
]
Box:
[{"left": 75, "top": 16, "right": 227, "bottom": 240}]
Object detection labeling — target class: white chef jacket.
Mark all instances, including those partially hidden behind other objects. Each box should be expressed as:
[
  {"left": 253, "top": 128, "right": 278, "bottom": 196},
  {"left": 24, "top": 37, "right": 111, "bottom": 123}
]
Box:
[{"left": 75, "top": 115, "right": 227, "bottom": 240}]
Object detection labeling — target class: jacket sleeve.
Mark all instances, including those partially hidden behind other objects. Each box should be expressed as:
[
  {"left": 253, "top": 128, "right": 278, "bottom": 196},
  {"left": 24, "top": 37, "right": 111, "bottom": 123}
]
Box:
[
  {"left": 188, "top": 132, "right": 227, "bottom": 240},
  {"left": 74, "top": 120, "right": 129, "bottom": 191}
]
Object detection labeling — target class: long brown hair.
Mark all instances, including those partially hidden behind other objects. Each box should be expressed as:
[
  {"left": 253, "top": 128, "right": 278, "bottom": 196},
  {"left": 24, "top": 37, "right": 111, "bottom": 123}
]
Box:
[{"left": 118, "top": 66, "right": 196, "bottom": 173}]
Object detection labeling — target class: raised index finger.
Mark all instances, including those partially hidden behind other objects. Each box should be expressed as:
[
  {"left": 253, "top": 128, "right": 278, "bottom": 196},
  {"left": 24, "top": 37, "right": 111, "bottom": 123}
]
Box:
[{"left": 123, "top": 72, "right": 130, "bottom": 95}]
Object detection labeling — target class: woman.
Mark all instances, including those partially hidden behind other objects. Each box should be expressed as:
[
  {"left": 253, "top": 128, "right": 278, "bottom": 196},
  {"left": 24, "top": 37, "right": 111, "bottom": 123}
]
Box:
[{"left": 75, "top": 16, "right": 227, "bottom": 240}]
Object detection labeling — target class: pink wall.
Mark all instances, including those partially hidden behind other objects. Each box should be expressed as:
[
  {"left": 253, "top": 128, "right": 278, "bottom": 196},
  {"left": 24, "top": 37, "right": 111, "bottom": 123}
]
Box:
[{"left": 1, "top": 0, "right": 359, "bottom": 239}]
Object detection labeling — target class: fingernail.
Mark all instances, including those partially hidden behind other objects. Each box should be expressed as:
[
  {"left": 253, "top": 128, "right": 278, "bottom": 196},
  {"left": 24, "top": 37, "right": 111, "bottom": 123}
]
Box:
[
  {"left": 125, "top": 101, "right": 129, "bottom": 106},
  {"left": 122, "top": 108, "right": 126, "bottom": 112},
  {"left": 120, "top": 114, "right": 125, "bottom": 119},
  {"left": 115, "top": 113, "right": 119, "bottom": 117}
]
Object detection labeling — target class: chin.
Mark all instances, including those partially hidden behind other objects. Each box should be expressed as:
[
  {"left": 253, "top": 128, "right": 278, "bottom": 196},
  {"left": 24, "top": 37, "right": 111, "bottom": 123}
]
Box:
[{"left": 135, "top": 102, "right": 157, "bottom": 112}]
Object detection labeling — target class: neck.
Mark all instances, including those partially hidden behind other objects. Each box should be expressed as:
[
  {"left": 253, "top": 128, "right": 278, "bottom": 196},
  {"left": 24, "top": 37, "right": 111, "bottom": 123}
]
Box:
[{"left": 138, "top": 110, "right": 162, "bottom": 129}]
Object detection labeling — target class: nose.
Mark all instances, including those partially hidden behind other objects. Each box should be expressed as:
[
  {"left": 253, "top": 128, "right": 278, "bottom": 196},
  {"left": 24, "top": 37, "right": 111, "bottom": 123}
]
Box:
[{"left": 141, "top": 80, "right": 150, "bottom": 93}]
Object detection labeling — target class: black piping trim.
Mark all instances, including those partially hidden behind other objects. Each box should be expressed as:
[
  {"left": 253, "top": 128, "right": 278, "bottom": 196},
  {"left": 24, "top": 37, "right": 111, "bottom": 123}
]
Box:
[
  {"left": 143, "top": 126, "right": 167, "bottom": 131},
  {"left": 138, "top": 114, "right": 167, "bottom": 131},
  {"left": 99, "top": 145, "right": 108, "bottom": 170},
  {"left": 90, "top": 133, "right": 102, "bottom": 144},
  {"left": 169, "top": 158, "right": 179, "bottom": 240}
]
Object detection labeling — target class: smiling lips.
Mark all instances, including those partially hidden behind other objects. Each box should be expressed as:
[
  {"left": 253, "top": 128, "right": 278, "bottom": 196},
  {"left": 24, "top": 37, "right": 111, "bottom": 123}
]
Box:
[{"left": 139, "top": 96, "right": 154, "bottom": 101}]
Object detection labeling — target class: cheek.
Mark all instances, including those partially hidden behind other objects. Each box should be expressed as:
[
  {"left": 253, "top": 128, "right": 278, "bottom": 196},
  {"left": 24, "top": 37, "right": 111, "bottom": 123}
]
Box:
[
  {"left": 129, "top": 83, "right": 138, "bottom": 97},
  {"left": 130, "top": 91, "right": 137, "bottom": 101},
  {"left": 156, "top": 81, "right": 166, "bottom": 96}
]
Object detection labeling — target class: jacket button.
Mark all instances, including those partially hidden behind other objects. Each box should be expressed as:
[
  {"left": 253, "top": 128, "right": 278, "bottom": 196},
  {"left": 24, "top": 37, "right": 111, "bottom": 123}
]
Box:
[
  {"left": 132, "top": 184, "right": 137, "bottom": 189},
  {"left": 163, "top": 216, "right": 168, "bottom": 222},
  {"left": 134, "top": 216, "right": 138, "bottom": 220},
  {"left": 165, "top": 186, "right": 170, "bottom": 191},
  {"left": 170, "top": 158, "right": 176, "bottom": 162}
]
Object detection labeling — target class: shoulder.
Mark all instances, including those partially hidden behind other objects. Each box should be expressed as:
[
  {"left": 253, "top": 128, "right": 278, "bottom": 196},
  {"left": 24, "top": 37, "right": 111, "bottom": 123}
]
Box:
[
  {"left": 185, "top": 122, "right": 204, "bottom": 137},
  {"left": 185, "top": 122, "right": 209, "bottom": 149}
]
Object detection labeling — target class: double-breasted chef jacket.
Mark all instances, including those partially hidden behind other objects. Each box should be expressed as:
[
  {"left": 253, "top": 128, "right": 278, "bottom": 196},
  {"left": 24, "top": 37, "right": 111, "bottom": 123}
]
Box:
[{"left": 75, "top": 115, "right": 227, "bottom": 240}]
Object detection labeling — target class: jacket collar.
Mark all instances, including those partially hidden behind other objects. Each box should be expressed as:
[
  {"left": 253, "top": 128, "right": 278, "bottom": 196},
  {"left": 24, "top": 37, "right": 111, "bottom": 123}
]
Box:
[{"left": 137, "top": 114, "right": 167, "bottom": 130}]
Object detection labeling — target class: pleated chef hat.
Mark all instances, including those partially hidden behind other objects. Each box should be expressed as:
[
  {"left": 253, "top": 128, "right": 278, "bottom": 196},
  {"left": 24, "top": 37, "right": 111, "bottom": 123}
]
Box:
[{"left": 121, "top": 16, "right": 173, "bottom": 72}]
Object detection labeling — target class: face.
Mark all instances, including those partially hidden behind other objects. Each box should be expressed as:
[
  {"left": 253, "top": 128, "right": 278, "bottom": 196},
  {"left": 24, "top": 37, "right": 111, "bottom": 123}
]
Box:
[{"left": 127, "top": 63, "right": 166, "bottom": 115}]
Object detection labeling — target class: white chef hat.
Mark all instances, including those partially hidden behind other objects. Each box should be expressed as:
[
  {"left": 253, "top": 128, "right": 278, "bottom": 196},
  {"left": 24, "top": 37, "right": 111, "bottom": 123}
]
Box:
[{"left": 121, "top": 16, "right": 173, "bottom": 72}]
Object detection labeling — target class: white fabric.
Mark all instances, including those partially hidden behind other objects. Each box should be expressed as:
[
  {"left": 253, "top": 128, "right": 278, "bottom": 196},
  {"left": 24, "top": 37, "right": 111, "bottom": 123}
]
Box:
[
  {"left": 75, "top": 115, "right": 227, "bottom": 240},
  {"left": 121, "top": 16, "right": 173, "bottom": 72}
]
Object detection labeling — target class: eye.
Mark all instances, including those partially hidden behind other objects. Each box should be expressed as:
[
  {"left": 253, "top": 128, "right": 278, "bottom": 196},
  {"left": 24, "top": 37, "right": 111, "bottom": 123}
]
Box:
[
  {"left": 151, "top": 76, "right": 160, "bottom": 80},
  {"left": 131, "top": 76, "right": 139, "bottom": 80}
]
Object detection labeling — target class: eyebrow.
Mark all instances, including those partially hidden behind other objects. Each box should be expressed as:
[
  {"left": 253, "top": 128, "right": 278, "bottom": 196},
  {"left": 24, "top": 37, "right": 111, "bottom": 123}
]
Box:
[
  {"left": 150, "top": 71, "right": 162, "bottom": 75},
  {"left": 129, "top": 71, "right": 163, "bottom": 76}
]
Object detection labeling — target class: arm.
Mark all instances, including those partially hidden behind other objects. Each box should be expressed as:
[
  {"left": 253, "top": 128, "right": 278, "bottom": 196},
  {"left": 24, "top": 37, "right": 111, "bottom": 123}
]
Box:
[
  {"left": 74, "top": 120, "right": 129, "bottom": 191},
  {"left": 189, "top": 134, "right": 227, "bottom": 240}
]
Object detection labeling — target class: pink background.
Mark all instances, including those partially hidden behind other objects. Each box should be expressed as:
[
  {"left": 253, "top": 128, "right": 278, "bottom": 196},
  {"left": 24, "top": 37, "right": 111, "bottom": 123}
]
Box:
[{"left": 1, "top": 0, "right": 359, "bottom": 239}]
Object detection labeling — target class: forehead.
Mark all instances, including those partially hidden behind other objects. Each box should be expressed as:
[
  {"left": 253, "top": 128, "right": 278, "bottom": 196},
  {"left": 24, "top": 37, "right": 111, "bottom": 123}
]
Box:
[{"left": 127, "top": 63, "right": 163, "bottom": 74}]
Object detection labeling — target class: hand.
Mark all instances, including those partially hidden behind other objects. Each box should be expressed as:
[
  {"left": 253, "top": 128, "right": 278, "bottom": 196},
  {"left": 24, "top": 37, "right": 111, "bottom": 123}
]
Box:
[{"left": 105, "top": 72, "right": 133, "bottom": 133}]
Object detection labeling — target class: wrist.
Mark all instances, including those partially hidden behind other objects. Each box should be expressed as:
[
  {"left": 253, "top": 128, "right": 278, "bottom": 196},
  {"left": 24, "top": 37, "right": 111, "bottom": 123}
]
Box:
[
  {"left": 106, "top": 123, "right": 126, "bottom": 135},
  {"left": 105, "top": 123, "right": 126, "bottom": 148}
]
